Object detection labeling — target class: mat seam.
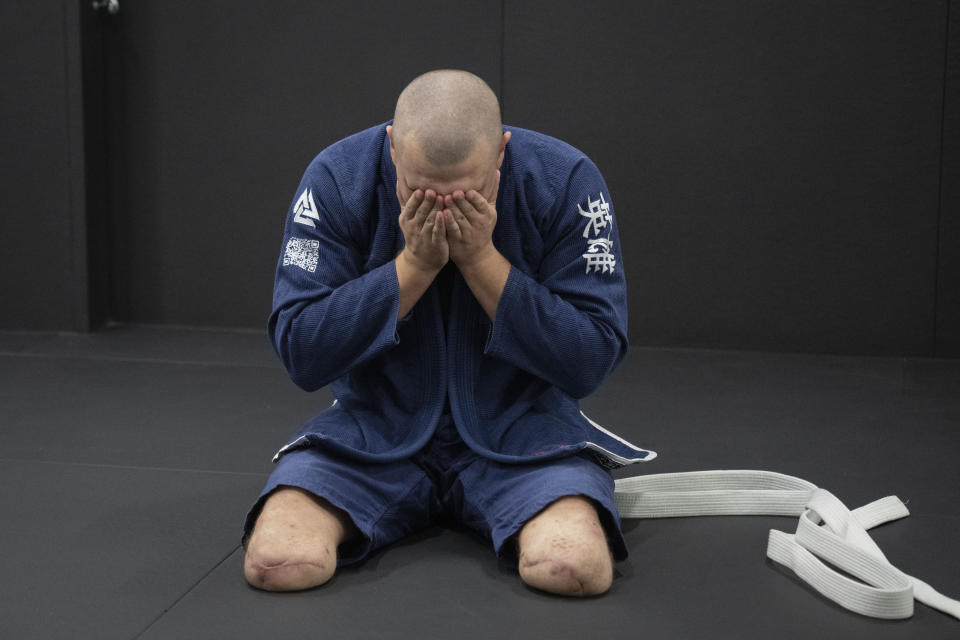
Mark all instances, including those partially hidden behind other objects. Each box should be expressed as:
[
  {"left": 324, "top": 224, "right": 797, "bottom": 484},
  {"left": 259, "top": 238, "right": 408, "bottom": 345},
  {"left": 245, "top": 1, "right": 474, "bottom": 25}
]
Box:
[
  {"left": 0, "top": 349, "right": 282, "bottom": 369},
  {"left": 131, "top": 545, "right": 241, "bottom": 639},
  {"left": 0, "top": 457, "right": 271, "bottom": 478}
]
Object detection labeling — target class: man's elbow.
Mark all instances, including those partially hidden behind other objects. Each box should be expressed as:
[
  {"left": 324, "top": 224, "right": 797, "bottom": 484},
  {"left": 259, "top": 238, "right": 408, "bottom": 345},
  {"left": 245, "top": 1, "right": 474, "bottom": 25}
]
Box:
[
  {"left": 276, "top": 340, "right": 329, "bottom": 392},
  {"left": 287, "top": 366, "right": 325, "bottom": 392},
  {"left": 565, "top": 369, "right": 608, "bottom": 399},
  {"left": 562, "top": 361, "right": 613, "bottom": 399},
  {"left": 565, "top": 341, "right": 625, "bottom": 399}
]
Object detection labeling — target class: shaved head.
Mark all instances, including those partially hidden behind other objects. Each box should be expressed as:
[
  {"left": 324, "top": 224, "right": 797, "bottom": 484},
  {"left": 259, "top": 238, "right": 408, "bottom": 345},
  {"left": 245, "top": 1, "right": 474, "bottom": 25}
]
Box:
[{"left": 392, "top": 70, "right": 503, "bottom": 166}]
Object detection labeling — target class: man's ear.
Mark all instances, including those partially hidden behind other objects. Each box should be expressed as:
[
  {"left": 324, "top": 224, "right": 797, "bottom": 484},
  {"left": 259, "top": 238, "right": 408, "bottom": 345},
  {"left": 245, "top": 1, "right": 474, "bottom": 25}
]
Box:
[
  {"left": 387, "top": 125, "right": 397, "bottom": 164},
  {"left": 496, "top": 130, "right": 511, "bottom": 169}
]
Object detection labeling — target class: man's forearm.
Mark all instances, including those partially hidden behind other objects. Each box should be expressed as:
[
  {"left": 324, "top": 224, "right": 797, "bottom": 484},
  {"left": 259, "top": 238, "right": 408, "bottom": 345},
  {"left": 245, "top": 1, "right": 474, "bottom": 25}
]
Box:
[
  {"left": 395, "top": 249, "right": 441, "bottom": 319},
  {"left": 457, "top": 247, "right": 511, "bottom": 322}
]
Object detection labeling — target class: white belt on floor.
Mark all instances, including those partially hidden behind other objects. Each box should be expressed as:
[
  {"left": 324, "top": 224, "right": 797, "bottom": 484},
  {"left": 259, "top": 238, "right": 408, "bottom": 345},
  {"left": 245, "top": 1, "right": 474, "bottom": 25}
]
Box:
[{"left": 613, "top": 470, "right": 960, "bottom": 621}]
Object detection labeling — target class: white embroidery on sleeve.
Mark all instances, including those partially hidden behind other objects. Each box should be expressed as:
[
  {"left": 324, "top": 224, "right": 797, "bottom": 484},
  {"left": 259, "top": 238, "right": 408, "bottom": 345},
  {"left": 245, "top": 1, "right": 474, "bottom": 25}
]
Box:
[
  {"left": 578, "top": 193, "right": 616, "bottom": 274},
  {"left": 293, "top": 188, "right": 321, "bottom": 228},
  {"left": 283, "top": 238, "right": 320, "bottom": 272}
]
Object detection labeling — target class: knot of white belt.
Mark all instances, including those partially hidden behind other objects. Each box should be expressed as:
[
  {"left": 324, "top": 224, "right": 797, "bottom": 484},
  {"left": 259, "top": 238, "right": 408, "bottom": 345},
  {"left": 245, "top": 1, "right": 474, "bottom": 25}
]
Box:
[{"left": 613, "top": 470, "right": 960, "bottom": 621}]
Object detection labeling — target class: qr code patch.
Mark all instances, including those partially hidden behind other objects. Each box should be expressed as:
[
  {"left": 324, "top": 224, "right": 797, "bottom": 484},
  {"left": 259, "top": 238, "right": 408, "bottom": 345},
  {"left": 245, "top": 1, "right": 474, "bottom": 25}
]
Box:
[{"left": 283, "top": 238, "right": 320, "bottom": 272}]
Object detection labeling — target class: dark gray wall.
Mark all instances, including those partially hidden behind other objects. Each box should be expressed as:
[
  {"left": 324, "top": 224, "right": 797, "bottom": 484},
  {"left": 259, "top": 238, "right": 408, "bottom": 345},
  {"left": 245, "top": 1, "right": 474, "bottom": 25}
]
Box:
[
  {"left": 2, "top": 1, "right": 958, "bottom": 356},
  {"left": 938, "top": 0, "right": 960, "bottom": 355},
  {"left": 104, "top": 1, "right": 501, "bottom": 328},
  {"left": 505, "top": 1, "right": 949, "bottom": 356},
  {"left": 0, "top": 0, "right": 90, "bottom": 331}
]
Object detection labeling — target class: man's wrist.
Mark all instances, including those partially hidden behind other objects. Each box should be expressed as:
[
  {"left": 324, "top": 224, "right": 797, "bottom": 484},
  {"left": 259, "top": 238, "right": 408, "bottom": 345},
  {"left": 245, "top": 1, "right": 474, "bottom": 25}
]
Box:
[
  {"left": 395, "top": 249, "right": 444, "bottom": 320},
  {"left": 398, "top": 248, "right": 443, "bottom": 280},
  {"left": 454, "top": 244, "right": 501, "bottom": 276},
  {"left": 454, "top": 244, "right": 510, "bottom": 322}
]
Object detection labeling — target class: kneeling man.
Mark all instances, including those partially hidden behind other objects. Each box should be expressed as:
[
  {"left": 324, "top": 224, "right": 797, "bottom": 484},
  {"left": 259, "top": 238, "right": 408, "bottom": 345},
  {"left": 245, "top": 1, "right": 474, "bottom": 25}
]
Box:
[{"left": 243, "top": 69, "right": 653, "bottom": 597}]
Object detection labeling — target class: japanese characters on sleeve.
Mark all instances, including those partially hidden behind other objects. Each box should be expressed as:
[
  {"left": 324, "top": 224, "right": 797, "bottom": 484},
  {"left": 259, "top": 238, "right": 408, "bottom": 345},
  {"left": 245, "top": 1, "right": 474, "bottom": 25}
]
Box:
[{"left": 484, "top": 159, "right": 628, "bottom": 398}]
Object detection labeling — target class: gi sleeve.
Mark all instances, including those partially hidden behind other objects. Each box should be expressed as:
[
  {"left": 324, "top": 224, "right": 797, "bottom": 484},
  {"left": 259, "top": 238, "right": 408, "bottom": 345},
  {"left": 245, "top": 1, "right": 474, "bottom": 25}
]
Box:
[
  {"left": 484, "top": 158, "right": 628, "bottom": 398},
  {"left": 268, "top": 158, "right": 401, "bottom": 391}
]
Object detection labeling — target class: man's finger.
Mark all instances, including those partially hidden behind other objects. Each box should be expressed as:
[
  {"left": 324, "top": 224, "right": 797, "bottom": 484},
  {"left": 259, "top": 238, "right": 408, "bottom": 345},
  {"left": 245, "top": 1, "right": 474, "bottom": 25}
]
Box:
[
  {"left": 401, "top": 189, "right": 424, "bottom": 221},
  {"left": 465, "top": 190, "right": 491, "bottom": 216},
  {"left": 433, "top": 210, "right": 446, "bottom": 244},
  {"left": 444, "top": 209, "right": 463, "bottom": 240},
  {"left": 451, "top": 191, "right": 481, "bottom": 224},
  {"left": 414, "top": 189, "right": 438, "bottom": 228},
  {"left": 445, "top": 194, "right": 470, "bottom": 226}
]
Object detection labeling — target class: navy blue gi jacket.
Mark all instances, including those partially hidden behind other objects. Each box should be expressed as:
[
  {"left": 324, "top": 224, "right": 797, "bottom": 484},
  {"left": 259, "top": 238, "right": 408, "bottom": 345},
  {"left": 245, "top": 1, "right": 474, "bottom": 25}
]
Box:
[{"left": 268, "top": 123, "right": 656, "bottom": 469}]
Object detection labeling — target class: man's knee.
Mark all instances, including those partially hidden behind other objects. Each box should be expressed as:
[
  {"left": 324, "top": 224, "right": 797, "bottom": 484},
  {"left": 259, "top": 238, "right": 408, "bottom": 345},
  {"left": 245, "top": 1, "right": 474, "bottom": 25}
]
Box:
[
  {"left": 243, "top": 543, "right": 336, "bottom": 592},
  {"left": 243, "top": 487, "right": 352, "bottom": 592},
  {"left": 516, "top": 495, "right": 614, "bottom": 597},
  {"left": 517, "top": 537, "right": 614, "bottom": 597},
  {"left": 518, "top": 549, "right": 613, "bottom": 597}
]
